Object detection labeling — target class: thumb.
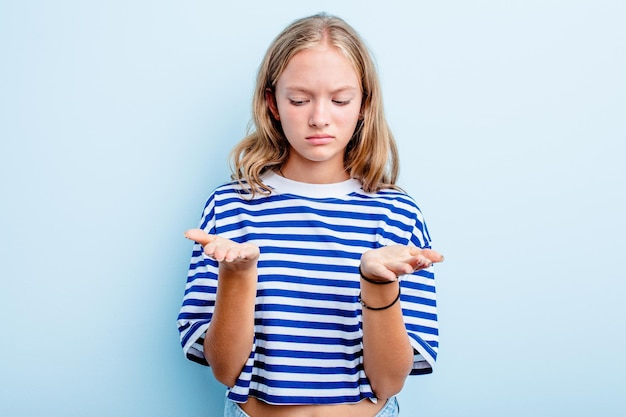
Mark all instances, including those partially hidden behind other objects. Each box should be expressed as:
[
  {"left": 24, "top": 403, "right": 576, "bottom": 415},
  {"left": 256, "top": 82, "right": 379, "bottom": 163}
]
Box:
[{"left": 184, "top": 228, "right": 215, "bottom": 246}]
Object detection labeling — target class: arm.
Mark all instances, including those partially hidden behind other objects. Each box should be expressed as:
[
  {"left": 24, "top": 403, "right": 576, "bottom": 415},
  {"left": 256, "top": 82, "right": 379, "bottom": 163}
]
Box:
[
  {"left": 185, "top": 228, "right": 260, "bottom": 387},
  {"left": 359, "top": 246, "right": 443, "bottom": 399}
]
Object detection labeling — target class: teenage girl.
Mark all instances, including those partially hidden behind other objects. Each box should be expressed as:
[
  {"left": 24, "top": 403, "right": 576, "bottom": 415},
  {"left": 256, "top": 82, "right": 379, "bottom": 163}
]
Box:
[{"left": 178, "top": 13, "right": 444, "bottom": 417}]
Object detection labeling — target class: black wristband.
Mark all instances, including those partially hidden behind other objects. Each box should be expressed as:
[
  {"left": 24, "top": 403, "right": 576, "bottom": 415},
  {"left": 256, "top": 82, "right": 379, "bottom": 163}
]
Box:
[
  {"left": 358, "top": 286, "right": 401, "bottom": 311},
  {"left": 359, "top": 265, "right": 397, "bottom": 285}
]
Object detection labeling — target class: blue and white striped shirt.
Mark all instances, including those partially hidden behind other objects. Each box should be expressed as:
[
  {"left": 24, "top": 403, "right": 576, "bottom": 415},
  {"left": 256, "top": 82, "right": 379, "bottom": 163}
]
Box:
[{"left": 177, "top": 172, "right": 438, "bottom": 405}]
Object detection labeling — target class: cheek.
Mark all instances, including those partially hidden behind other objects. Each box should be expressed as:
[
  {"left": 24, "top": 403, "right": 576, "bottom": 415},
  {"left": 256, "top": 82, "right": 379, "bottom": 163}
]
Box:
[
  {"left": 276, "top": 105, "right": 302, "bottom": 124},
  {"left": 338, "top": 102, "right": 362, "bottom": 122},
  {"left": 337, "top": 109, "right": 361, "bottom": 128},
  {"left": 276, "top": 109, "right": 303, "bottom": 140}
]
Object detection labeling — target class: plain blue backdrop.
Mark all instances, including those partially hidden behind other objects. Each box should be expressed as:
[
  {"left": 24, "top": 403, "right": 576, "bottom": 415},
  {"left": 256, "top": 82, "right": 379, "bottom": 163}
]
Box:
[{"left": 1, "top": 1, "right": 624, "bottom": 416}]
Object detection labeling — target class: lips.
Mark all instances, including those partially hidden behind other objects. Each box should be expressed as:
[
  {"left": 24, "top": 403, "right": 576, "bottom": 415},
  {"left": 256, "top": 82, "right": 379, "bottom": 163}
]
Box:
[{"left": 305, "top": 134, "right": 334, "bottom": 145}]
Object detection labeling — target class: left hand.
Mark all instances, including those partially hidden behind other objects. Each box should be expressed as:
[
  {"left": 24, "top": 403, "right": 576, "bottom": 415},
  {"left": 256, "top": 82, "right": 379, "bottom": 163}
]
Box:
[{"left": 360, "top": 245, "right": 444, "bottom": 283}]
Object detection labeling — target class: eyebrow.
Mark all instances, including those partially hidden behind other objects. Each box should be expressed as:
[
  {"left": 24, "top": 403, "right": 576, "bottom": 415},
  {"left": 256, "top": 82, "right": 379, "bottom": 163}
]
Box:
[{"left": 283, "top": 86, "right": 360, "bottom": 94}]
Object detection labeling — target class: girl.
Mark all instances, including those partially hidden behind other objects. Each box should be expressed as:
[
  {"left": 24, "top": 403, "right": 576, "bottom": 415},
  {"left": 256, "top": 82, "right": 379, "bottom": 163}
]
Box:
[{"left": 178, "top": 13, "right": 444, "bottom": 417}]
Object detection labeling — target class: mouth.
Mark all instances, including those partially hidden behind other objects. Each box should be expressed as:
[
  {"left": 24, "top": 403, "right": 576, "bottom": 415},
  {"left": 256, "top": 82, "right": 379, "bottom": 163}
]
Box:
[{"left": 305, "top": 134, "right": 334, "bottom": 145}]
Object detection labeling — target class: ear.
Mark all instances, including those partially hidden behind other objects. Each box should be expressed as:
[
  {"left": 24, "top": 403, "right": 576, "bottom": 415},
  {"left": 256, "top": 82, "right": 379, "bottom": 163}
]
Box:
[{"left": 265, "top": 88, "right": 280, "bottom": 121}]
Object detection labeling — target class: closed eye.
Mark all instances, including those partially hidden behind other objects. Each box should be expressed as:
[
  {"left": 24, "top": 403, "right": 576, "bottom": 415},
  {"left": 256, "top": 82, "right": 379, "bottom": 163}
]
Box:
[
  {"left": 332, "top": 100, "right": 351, "bottom": 105},
  {"left": 289, "top": 99, "right": 309, "bottom": 106}
]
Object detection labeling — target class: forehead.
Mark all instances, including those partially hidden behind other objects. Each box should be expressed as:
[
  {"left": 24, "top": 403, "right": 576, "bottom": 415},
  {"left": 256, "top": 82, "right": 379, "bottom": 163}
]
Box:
[{"left": 277, "top": 44, "right": 361, "bottom": 92}]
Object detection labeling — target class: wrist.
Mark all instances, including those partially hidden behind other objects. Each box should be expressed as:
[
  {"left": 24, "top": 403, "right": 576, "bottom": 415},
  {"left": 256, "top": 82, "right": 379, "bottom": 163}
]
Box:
[
  {"left": 218, "top": 264, "right": 259, "bottom": 283},
  {"left": 358, "top": 282, "right": 401, "bottom": 311},
  {"left": 359, "top": 273, "right": 400, "bottom": 310},
  {"left": 359, "top": 265, "right": 398, "bottom": 285}
]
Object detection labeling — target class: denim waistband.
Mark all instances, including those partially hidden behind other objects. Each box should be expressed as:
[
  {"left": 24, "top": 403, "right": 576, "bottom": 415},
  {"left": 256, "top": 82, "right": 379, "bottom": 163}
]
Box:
[{"left": 223, "top": 396, "right": 400, "bottom": 417}]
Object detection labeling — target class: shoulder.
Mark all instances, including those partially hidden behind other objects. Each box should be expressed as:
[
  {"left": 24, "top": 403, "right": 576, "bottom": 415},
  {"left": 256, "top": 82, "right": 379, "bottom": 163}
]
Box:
[
  {"left": 356, "top": 186, "right": 424, "bottom": 215},
  {"left": 358, "top": 187, "right": 431, "bottom": 244},
  {"left": 202, "top": 180, "right": 258, "bottom": 205},
  {"left": 197, "top": 180, "right": 257, "bottom": 223}
]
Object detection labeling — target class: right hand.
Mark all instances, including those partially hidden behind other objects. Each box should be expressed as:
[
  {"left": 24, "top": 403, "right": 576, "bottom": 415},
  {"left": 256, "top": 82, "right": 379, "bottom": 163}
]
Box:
[{"left": 184, "top": 228, "right": 260, "bottom": 272}]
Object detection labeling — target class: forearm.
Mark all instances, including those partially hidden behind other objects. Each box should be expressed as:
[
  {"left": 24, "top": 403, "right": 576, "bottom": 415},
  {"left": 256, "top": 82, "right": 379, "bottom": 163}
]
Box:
[
  {"left": 361, "top": 280, "right": 414, "bottom": 399},
  {"left": 204, "top": 265, "right": 257, "bottom": 387}
]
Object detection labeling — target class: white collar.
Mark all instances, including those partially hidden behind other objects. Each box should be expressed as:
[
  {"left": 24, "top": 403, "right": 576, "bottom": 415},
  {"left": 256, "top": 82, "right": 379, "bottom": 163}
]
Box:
[{"left": 262, "top": 171, "right": 363, "bottom": 199}]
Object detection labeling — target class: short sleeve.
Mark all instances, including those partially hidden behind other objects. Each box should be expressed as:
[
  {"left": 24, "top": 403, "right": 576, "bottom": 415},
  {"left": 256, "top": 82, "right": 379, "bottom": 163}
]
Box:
[
  {"left": 398, "top": 197, "right": 439, "bottom": 374},
  {"left": 176, "top": 196, "right": 219, "bottom": 366},
  {"left": 401, "top": 266, "right": 438, "bottom": 374}
]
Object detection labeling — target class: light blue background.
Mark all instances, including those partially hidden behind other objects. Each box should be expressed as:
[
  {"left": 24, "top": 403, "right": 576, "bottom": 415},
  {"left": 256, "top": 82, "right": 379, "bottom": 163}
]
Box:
[{"left": 1, "top": 1, "right": 624, "bottom": 416}]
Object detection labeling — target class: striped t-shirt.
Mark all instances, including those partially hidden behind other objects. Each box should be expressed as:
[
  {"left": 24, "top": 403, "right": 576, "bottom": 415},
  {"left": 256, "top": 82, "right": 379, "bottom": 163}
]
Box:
[{"left": 177, "top": 172, "right": 438, "bottom": 405}]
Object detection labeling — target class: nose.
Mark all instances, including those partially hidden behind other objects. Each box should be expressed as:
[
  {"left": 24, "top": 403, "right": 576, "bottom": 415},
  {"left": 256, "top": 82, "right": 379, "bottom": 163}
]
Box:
[{"left": 309, "top": 101, "right": 330, "bottom": 128}]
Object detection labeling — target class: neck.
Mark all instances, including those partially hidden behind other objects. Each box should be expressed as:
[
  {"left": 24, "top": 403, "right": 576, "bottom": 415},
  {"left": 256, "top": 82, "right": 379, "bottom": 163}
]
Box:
[{"left": 279, "top": 163, "right": 350, "bottom": 184}]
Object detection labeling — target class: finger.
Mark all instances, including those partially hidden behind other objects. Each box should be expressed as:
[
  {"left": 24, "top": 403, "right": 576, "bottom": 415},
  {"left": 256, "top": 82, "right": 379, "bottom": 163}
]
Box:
[
  {"left": 388, "top": 260, "right": 419, "bottom": 276},
  {"left": 242, "top": 243, "right": 260, "bottom": 254},
  {"left": 224, "top": 249, "right": 250, "bottom": 262},
  {"left": 212, "top": 245, "right": 231, "bottom": 262},
  {"left": 421, "top": 249, "right": 444, "bottom": 263},
  {"left": 184, "top": 228, "right": 216, "bottom": 246},
  {"left": 406, "top": 246, "right": 444, "bottom": 263},
  {"left": 409, "top": 255, "right": 430, "bottom": 269},
  {"left": 415, "top": 255, "right": 434, "bottom": 270},
  {"left": 234, "top": 245, "right": 260, "bottom": 261},
  {"left": 203, "top": 241, "right": 219, "bottom": 259},
  {"left": 367, "top": 263, "right": 398, "bottom": 281},
  {"left": 224, "top": 247, "right": 242, "bottom": 262}
]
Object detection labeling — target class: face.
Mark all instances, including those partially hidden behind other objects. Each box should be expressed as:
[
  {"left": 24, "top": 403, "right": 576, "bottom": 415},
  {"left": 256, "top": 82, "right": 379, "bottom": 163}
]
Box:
[{"left": 268, "top": 43, "right": 363, "bottom": 182}]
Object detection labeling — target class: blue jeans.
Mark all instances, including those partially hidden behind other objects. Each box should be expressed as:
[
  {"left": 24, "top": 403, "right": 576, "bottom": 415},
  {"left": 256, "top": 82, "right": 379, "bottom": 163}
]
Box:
[{"left": 223, "top": 397, "right": 400, "bottom": 417}]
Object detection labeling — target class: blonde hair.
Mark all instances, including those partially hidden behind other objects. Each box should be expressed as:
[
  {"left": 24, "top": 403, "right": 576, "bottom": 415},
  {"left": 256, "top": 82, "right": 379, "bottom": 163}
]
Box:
[{"left": 230, "top": 13, "right": 399, "bottom": 195}]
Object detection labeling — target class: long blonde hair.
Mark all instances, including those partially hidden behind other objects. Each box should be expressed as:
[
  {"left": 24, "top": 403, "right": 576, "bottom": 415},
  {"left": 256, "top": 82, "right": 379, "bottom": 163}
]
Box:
[{"left": 230, "top": 13, "right": 399, "bottom": 195}]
